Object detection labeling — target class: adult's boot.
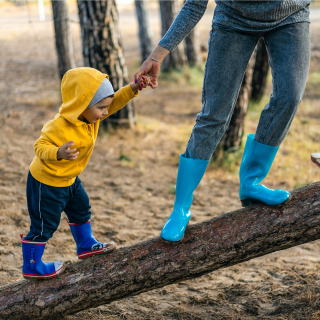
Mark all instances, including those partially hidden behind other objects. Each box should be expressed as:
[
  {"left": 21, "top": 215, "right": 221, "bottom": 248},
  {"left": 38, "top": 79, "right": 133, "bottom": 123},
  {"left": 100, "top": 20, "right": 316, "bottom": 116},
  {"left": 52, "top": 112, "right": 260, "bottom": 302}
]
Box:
[
  {"left": 68, "top": 220, "right": 116, "bottom": 259},
  {"left": 161, "top": 154, "right": 209, "bottom": 243},
  {"left": 21, "top": 234, "right": 65, "bottom": 279},
  {"left": 239, "top": 134, "right": 290, "bottom": 207}
]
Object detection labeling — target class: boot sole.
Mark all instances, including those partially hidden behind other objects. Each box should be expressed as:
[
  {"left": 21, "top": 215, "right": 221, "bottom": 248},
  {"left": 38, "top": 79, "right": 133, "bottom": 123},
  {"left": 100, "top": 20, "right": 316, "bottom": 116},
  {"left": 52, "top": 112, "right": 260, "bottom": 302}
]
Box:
[
  {"left": 160, "top": 221, "right": 190, "bottom": 244},
  {"left": 78, "top": 242, "right": 116, "bottom": 259},
  {"left": 241, "top": 195, "right": 292, "bottom": 208},
  {"left": 23, "top": 262, "right": 66, "bottom": 280},
  {"left": 160, "top": 236, "right": 183, "bottom": 244}
]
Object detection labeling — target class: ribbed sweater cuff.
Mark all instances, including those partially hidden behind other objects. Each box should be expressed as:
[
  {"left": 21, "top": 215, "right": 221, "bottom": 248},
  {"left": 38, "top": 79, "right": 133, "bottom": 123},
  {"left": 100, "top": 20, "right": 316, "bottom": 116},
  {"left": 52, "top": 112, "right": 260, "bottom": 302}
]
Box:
[{"left": 48, "top": 146, "right": 59, "bottom": 161}]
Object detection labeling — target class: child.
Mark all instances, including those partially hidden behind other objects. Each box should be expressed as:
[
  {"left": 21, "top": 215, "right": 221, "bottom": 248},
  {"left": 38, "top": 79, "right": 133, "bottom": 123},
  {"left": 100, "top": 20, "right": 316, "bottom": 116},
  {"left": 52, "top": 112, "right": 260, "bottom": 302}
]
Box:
[{"left": 21, "top": 67, "right": 150, "bottom": 279}]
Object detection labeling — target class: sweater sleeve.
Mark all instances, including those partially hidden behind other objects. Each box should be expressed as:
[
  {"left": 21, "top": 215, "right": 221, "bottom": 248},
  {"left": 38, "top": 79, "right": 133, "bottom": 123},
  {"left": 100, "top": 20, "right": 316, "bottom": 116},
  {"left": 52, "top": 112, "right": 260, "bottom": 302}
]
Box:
[
  {"left": 158, "top": 0, "right": 209, "bottom": 52},
  {"left": 101, "top": 84, "right": 138, "bottom": 120},
  {"left": 34, "top": 121, "right": 62, "bottom": 161}
]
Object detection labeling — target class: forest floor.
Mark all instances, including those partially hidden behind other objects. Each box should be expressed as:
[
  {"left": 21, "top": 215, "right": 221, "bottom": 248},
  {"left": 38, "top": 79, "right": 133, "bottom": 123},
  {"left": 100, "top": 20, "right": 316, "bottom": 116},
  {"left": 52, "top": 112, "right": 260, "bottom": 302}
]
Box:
[{"left": 1, "top": 1, "right": 320, "bottom": 319}]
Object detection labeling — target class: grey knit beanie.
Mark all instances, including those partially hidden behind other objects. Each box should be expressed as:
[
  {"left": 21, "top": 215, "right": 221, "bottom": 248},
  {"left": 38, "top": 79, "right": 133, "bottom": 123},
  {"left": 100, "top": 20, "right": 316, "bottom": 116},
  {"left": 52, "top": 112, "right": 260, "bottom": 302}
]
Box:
[{"left": 87, "top": 78, "right": 114, "bottom": 109}]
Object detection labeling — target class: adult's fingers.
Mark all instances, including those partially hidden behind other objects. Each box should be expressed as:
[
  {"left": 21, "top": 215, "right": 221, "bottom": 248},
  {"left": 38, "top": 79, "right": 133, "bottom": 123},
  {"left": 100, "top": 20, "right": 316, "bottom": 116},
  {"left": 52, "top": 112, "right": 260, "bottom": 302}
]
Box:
[
  {"left": 134, "top": 69, "right": 145, "bottom": 80},
  {"left": 150, "top": 80, "right": 158, "bottom": 89},
  {"left": 134, "top": 59, "right": 153, "bottom": 80}
]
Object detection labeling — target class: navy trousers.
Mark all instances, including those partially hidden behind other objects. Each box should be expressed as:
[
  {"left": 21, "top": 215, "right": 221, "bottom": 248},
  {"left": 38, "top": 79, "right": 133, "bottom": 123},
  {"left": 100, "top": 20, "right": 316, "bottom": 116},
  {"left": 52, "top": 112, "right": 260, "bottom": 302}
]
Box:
[{"left": 25, "top": 171, "right": 91, "bottom": 242}]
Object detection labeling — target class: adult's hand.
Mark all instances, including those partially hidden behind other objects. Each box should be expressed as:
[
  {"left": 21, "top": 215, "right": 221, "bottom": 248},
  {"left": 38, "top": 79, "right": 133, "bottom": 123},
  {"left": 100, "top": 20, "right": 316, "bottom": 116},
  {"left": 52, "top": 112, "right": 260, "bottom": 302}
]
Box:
[
  {"left": 134, "top": 45, "right": 170, "bottom": 89},
  {"left": 134, "top": 59, "right": 160, "bottom": 89}
]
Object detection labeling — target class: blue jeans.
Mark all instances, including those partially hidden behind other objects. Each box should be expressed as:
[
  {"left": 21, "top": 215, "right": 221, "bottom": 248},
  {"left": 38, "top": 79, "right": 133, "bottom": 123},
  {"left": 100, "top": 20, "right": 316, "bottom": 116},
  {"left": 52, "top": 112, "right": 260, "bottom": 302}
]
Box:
[
  {"left": 184, "top": 22, "right": 310, "bottom": 160},
  {"left": 25, "top": 172, "right": 91, "bottom": 242}
]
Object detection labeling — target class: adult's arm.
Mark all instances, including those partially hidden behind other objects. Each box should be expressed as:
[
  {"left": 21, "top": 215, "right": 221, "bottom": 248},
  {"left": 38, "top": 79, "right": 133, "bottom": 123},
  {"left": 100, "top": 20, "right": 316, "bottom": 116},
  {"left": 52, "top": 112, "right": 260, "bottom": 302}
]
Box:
[
  {"left": 158, "top": 0, "right": 209, "bottom": 52},
  {"left": 134, "top": 0, "right": 209, "bottom": 87}
]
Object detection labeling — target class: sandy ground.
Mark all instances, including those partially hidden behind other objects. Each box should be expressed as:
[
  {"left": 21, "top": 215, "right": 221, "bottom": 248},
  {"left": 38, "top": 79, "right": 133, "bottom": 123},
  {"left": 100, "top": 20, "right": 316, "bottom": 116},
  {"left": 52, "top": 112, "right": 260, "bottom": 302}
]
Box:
[{"left": 1, "top": 2, "right": 320, "bottom": 319}]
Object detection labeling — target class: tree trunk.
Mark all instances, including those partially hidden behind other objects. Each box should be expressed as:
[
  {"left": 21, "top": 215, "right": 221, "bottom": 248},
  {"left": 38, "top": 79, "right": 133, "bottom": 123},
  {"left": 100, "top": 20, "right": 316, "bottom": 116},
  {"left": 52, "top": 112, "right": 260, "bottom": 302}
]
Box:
[
  {"left": 184, "top": 0, "right": 201, "bottom": 67},
  {"left": 159, "top": 0, "right": 186, "bottom": 72},
  {"left": 77, "top": 0, "right": 135, "bottom": 128},
  {"left": 135, "top": 0, "right": 154, "bottom": 63},
  {"left": 51, "top": 0, "right": 76, "bottom": 79},
  {"left": 1, "top": 182, "right": 320, "bottom": 319},
  {"left": 251, "top": 38, "right": 270, "bottom": 102},
  {"left": 185, "top": 28, "right": 202, "bottom": 67},
  {"left": 217, "top": 51, "right": 257, "bottom": 154}
]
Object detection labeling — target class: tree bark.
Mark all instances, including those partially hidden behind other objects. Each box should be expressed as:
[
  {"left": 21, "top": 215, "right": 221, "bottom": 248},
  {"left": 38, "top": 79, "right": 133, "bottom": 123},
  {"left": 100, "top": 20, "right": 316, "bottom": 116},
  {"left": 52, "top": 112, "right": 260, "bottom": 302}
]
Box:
[
  {"left": 184, "top": 0, "right": 201, "bottom": 67},
  {"left": 159, "top": 0, "right": 186, "bottom": 72},
  {"left": 51, "top": 0, "right": 76, "bottom": 79},
  {"left": 135, "top": 0, "right": 154, "bottom": 63},
  {"left": 217, "top": 51, "right": 257, "bottom": 153},
  {"left": 1, "top": 182, "right": 320, "bottom": 319},
  {"left": 77, "top": 0, "right": 135, "bottom": 128},
  {"left": 185, "top": 28, "right": 202, "bottom": 67},
  {"left": 251, "top": 38, "right": 270, "bottom": 102}
]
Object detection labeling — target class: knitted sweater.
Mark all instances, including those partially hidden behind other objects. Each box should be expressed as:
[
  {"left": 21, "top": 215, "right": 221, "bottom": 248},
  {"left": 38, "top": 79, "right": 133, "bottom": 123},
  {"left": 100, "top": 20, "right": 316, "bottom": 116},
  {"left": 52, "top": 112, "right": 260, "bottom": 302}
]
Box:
[{"left": 159, "top": 0, "right": 310, "bottom": 52}]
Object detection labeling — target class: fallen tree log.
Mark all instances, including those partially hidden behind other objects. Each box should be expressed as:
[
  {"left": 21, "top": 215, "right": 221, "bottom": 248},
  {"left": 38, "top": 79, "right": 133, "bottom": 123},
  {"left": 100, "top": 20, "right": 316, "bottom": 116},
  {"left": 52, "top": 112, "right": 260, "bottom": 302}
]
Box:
[{"left": 1, "top": 182, "right": 320, "bottom": 319}]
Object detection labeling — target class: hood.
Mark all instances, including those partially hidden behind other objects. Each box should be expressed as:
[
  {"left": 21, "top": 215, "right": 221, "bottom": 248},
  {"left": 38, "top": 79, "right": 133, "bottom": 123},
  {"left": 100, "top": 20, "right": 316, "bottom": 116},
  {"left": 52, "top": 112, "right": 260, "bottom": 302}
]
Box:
[{"left": 59, "top": 67, "right": 109, "bottom": 126}]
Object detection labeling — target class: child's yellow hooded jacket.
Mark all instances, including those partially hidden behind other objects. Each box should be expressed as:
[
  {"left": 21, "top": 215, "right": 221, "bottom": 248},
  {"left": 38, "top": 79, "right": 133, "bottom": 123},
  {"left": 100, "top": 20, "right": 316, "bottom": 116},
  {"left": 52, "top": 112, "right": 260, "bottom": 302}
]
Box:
[{"left": 29, "top": 67, "right": 138, "bottom": 187}]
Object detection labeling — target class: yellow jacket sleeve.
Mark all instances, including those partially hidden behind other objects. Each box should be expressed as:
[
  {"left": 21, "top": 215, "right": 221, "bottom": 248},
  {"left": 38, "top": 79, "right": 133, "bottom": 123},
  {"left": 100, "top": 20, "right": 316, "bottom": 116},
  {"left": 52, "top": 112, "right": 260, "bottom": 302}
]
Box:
[
  {"left": 102, "top": 84, "right": 138, "bottom": 120},
  {"left": 34, "top": 121, "right": 63, "bottom": 161}
]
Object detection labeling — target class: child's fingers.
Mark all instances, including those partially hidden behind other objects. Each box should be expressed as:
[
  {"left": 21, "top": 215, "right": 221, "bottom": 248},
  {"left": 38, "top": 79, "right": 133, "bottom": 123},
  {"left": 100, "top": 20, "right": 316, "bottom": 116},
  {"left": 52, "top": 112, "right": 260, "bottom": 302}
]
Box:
[
  {"left": 66, "top": 148, "right": 77, "bottom": 154},
  {"left": 138, "top": 76, "right": 151, "bottom": 90},
  {"left": 136, "top": 74, "right": 152, "bottom": 91},
  {"left": 145, "top": 77, "right": 151, "bottom": 85},
  {"left": 67, "top": 152, "right": 79, "bottom": 160},
  {"left": 142, "top": 76, "right": 151, "bottom": 84},
  {"left": 139, "top": 81, "right": 148, "bottom": 89},
  {"left": 64, "top": 141, "right": 74, "bottom": 148}
]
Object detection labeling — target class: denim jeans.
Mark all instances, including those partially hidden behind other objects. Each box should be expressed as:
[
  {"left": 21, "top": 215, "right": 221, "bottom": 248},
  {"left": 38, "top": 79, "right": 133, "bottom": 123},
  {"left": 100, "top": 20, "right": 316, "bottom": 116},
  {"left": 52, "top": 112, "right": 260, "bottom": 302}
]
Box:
[{"left": 184, "top": 22, "right": 310, "bottom": 160}]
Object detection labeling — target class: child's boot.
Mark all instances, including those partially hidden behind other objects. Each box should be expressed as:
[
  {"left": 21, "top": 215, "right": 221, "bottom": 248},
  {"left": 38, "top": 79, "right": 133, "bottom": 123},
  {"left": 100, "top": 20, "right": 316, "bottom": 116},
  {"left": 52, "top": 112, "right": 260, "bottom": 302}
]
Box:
[
  {"left": 161, "top": 154, "right": 209, "bottom": 243},
  {"left": 68, "top": 220, "right": 116, "bottom": 259},
  {"left": 239, "top": 134, "right": 291, "bottom": 207},
  {"left": 21, "top": 234, "right": 65, "bottom": 280}
]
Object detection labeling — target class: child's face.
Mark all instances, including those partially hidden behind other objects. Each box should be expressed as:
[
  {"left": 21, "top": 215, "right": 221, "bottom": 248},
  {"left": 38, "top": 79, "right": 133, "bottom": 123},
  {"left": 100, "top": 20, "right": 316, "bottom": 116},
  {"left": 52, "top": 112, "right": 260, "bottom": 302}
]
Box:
[{"left": 79, "top": 96, "right": 114, "bottom": 123}]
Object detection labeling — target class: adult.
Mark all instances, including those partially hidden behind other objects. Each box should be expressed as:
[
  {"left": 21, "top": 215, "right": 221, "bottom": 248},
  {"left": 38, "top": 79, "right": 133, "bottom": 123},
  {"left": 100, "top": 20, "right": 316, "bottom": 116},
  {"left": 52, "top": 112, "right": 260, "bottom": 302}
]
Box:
[{"left": 134, "top": 0, "right": 311, "bottom": 243}]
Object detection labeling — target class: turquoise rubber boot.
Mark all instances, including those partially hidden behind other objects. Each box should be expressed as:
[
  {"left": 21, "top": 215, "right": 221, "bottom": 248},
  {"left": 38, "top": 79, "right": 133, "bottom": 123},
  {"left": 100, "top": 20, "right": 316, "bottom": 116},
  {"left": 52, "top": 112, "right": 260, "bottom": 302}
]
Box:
[
  {"left": 239, "top": 134, "right": 290, "bottom": 207},
  {"left": 161, "top": 154, "right": 209, "bottom": 243}
]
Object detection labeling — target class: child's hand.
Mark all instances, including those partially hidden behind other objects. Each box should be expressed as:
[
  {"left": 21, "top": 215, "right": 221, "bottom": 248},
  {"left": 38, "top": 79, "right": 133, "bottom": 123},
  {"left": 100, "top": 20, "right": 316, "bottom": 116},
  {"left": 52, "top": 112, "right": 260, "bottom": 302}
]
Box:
[
  {"left": 57, "top": 141, "right": 79, "bottom": 161},
  {"left": 130, "top": 75, "right": 151, "bottom": 93}
]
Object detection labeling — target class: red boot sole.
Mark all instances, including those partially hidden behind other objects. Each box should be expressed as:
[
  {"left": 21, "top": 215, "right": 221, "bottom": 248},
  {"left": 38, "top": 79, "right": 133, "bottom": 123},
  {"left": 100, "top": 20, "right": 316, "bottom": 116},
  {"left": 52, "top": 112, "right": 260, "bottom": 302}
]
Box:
[
  {"left": 23, "top": 263, "right": 66, "bottom": 280},
  {"left": 78, "top": 242, "right": 116, "bottom": 259}
]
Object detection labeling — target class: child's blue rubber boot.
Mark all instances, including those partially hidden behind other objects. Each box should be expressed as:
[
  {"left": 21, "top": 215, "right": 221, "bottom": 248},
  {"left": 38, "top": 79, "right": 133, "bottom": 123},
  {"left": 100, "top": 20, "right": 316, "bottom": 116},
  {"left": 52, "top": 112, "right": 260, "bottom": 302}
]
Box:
[
  {"left": 239, "top": 134, "right": 291, "bottom": 207},
  {"left": 68, "top": 220, "right": 116, "bottom": 259},
  {"left": 161, "top": 154, "right": 209, "bottom": 243},
  {"left": 21, "top": 234, "right": 65, "bottom": 280}
]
